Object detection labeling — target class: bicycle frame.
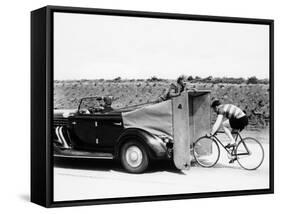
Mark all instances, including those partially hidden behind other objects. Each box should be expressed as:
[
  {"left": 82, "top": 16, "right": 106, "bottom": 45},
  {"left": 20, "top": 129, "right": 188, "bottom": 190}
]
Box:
[{"left": 211, "top": 131, "right": 250, "bottom": 157}]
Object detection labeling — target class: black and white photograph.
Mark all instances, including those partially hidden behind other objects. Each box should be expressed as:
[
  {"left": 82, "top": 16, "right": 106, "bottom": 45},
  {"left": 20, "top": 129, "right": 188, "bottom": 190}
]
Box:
[{"left": 52, "top": 9, "right": 272, "bottom": 202}]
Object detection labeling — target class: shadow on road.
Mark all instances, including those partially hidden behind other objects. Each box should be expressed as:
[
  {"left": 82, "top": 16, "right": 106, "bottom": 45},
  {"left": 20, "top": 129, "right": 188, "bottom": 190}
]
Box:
[
  {"left": 54, "top": 157, "right": 121, "bottom": 172},
  {"left": 213, "top": 163, "right": 242, "bottom": 170},
  {"left": 54, "top": 157, "right": 244, "bottom": 174},
  {"left": 147, "top": 160, "right": 185, "bottom": 174},
  {"left": 54, "top": 157, "right": 183, "bottom": 174}
]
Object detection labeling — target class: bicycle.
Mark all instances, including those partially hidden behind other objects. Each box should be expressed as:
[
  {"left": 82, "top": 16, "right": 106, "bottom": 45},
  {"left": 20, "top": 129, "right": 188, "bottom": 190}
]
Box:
[{"left": 192, "top": 130, "right": 264, "bottom": 170}]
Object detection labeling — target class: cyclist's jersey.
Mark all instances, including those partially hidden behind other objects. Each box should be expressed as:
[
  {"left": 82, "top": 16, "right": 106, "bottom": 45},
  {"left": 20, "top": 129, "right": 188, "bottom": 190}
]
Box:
[{"left": 217, "top": 104, "right": 245, "bottom": 119}]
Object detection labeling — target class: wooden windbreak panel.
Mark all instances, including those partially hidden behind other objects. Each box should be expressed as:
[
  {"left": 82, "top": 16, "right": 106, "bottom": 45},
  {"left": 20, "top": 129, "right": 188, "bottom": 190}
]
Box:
[
  {"left": 172, "top": 92, "right": 190, "bottom": 170},
  {"left": 190, "top": 93, "right": 211, "bottom": 143},
  {"left": 189, "top": 92, "right": 211, "bottom": 155},
  {"left": 172, "top": 91, "right": 211, "bottom": 170}
]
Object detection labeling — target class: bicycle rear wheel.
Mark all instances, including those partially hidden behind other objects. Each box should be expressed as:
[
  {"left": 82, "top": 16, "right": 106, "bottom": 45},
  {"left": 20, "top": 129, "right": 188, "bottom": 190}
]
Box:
[
  {"left": 193, "top": 136, "right": 220, "bottom": 167},
  {"left": 235, "top": 137, "right": 264, "bottom": 170}
]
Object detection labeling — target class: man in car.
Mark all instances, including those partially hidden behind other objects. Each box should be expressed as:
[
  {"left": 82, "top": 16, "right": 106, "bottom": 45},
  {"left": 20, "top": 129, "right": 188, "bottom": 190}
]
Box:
[
  {"left": 159, "top": 76, "right": 193, "bottom": 102},
  {"left": 210, "top": 100, "right": 248, "bottom": 162},
  {"left": 159, "top": 83, "right": 177, "bottom": 101},
  {"left": 102, "top": 96, "right": 114, "bottom": 112}
]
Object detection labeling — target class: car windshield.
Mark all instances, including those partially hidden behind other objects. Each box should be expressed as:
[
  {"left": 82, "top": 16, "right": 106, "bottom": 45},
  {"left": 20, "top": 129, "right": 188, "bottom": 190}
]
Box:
[{"left": 79, "top": 97, "right": 105, "bottom": 113}]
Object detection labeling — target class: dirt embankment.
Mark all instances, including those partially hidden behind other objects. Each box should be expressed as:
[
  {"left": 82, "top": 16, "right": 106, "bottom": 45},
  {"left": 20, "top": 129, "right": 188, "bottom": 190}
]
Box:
[{"left": 54, "top": 80, "right": 269, "bottom": 129}]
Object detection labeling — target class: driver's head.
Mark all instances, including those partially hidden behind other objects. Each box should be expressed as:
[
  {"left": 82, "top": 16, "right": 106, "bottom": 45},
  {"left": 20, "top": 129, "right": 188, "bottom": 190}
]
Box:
[
  {"left": 103, "top": 96, "right": 112, "bottom": 106},
  {"left": 211, "top": 99, "right": 221, "bottom": 113}
]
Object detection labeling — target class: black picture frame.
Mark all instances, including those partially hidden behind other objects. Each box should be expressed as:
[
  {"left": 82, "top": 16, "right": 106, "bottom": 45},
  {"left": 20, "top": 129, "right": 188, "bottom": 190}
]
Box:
[{"left": 31, "top": 5, "right": 274, "bottom": 207}]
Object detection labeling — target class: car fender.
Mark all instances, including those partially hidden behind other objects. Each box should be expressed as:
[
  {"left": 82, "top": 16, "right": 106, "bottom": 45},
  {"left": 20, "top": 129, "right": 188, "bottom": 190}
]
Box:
[{"left": 115, "top": 128, "right": 168, "bottom": 159}]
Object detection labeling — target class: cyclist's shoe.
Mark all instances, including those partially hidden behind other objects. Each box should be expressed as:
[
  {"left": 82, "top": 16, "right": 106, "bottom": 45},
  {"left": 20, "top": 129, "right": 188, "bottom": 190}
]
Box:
[
  {"left": 229, "top": 157, "right": 237, "bottom": 164},
  {"left": 225, "top": 143, "right": 236, "bottom": 149}
]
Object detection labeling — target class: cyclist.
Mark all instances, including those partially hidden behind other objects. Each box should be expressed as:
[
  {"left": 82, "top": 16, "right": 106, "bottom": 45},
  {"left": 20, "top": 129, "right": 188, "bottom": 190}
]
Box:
[{"left": 210, "top": 100, "right": 248, "bottom": 161}]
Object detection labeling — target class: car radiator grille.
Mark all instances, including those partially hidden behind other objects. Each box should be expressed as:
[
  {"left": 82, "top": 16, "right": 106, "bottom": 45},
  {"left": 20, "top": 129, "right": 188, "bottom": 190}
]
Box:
[{"left": 53, "top": 117, "right": 69, "bottom": 126}]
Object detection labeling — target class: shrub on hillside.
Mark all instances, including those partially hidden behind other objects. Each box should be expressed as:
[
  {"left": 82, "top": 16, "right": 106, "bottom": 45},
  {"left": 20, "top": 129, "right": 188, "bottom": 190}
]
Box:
[
  {"left": 147, "top": 76, "right": 163, "bottom": 82},
  {"left": 247, "top": 76, "right": 258, "bottom": 84},
  {"left": 113, "top": 77, "right": 122, "bottom": 82}
]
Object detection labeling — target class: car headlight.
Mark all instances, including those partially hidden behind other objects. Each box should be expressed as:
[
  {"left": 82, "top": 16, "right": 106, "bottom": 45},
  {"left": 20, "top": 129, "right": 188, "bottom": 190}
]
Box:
[{"left": 160, "top": 136, "right": 172, "bottom": 144}]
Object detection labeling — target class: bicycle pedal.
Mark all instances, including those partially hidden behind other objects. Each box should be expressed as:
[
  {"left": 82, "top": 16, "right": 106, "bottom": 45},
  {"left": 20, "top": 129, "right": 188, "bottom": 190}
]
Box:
[{"left": 229, "top": 157, "right": 237, "bottom": 164}]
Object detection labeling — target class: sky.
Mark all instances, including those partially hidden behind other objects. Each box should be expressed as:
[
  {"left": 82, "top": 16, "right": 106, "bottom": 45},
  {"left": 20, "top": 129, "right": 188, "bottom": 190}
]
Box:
[{"left": 54, "top": 12, "right": 269, "bottom": 80}]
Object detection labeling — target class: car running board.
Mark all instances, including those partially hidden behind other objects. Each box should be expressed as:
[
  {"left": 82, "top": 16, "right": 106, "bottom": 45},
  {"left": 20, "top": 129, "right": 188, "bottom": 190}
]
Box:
[{"left": 54, "top": 149, "right": 114, "bottom": 160}]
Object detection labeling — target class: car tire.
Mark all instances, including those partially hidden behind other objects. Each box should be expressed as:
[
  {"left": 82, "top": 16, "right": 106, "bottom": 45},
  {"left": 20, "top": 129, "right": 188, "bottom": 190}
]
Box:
[{"left": 120, "top": 140, "right": 149, "bottom": 173}]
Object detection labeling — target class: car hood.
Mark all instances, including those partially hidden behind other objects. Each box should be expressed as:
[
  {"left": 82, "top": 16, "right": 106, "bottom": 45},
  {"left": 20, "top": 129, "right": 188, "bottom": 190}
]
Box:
[{"left": 54, "top": 109, "right": 77, "bottom": 118}]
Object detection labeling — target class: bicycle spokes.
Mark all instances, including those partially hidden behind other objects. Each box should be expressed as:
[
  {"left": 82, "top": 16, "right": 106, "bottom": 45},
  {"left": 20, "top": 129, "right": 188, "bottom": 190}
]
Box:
[
  {"left": 193, "top": 137, "right": 220, "bottom": 168},
  {"left": 235, "top": 138, "right": 264, "bottom": 170}
]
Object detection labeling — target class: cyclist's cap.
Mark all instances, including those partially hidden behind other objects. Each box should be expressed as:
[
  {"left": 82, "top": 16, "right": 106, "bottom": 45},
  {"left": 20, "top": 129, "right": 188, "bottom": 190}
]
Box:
[{"left": 211, "top": 100, "right": 221, "bottom": 108}]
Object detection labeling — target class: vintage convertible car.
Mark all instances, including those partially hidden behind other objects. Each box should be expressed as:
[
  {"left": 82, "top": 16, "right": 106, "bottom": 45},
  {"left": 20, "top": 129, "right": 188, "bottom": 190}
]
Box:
[
  {"left": 54, "top": 91, "right": 211, "bottom": 173},
  {"left": 53, "top": 96, "right": 173, "bottom": 173}
]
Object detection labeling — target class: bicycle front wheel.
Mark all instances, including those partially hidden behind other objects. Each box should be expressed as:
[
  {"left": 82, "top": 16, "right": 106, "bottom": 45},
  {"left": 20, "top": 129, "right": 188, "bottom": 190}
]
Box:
[
  {"left": 235, "top": 137, "right": 264, "bottom": 170},
  {"left": 193, "top": 136, "right": 220, "bottom": 168}
]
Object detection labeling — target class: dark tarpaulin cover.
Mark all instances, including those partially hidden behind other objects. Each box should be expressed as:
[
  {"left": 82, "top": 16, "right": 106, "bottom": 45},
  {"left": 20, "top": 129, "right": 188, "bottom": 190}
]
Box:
[{"left": 122, "top": 100, "right": 173, "bottom": 137}]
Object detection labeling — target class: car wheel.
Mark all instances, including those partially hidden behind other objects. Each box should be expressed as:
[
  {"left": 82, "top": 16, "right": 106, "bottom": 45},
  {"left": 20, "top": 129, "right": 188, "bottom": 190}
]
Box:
[{"left": 120, "top": 140, "right": 149, "bottom": 173}]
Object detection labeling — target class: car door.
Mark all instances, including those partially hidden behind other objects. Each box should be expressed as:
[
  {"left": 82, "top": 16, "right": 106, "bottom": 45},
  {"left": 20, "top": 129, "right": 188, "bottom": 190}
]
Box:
[
  {"left": 96, "top": 114, "right": 124, "bottom": 148},
  {"left": 70, "top": 115, "right": 99, "bottom": 150}
]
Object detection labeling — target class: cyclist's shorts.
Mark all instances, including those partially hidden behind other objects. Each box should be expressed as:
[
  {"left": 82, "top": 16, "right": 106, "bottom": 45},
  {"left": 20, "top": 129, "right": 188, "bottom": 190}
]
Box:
[{"left": 229, "top": 116, "right": 248, "bottom": 131}]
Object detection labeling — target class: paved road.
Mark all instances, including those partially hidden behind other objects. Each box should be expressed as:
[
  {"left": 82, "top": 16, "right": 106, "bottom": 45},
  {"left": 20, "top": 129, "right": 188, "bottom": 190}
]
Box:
[{"left": 54, "top": 130, "right": 270, "bottom": 202}]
